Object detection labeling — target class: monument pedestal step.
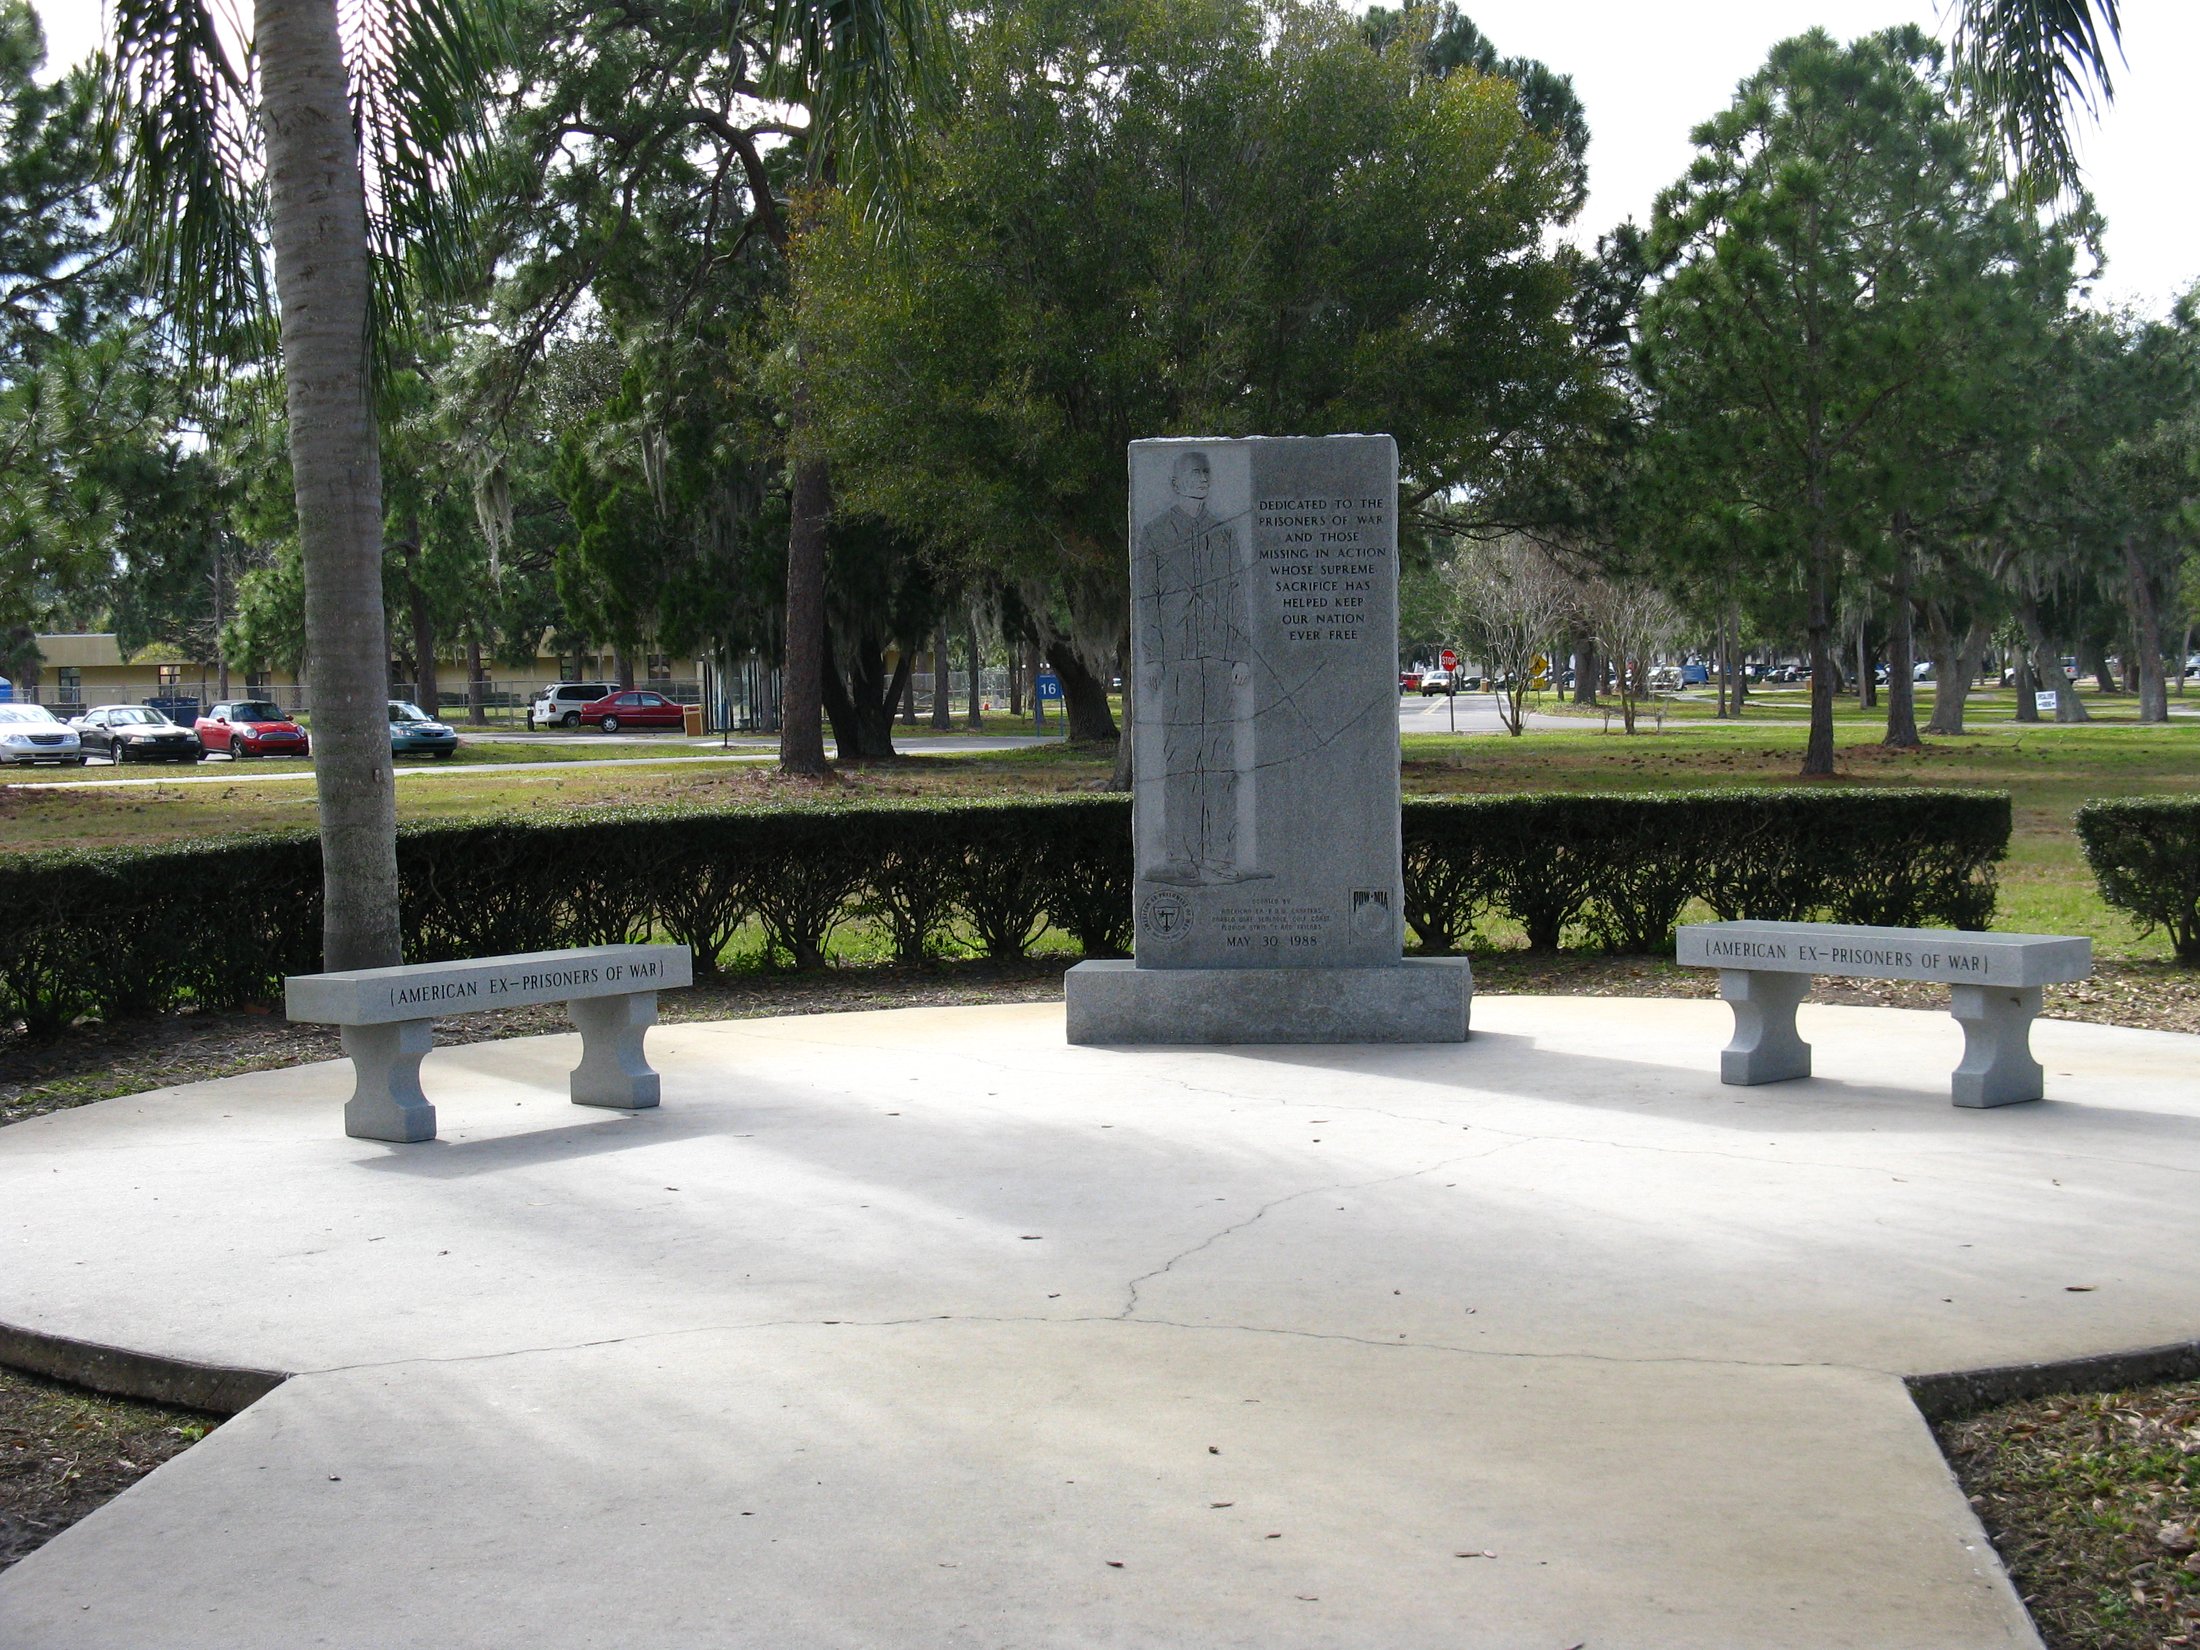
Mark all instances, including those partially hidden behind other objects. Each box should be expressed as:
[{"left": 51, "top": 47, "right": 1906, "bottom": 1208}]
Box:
[{"left": 1065, "top": 957, "right": 1472, "bottom": 1045}]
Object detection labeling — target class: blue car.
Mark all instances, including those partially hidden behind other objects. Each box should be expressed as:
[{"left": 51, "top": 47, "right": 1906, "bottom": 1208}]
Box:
[
  {"left": 1679, "top": 662, "right": 1710, "bottom": 686},
  {"left": 388, "top": 701, "right": 459, "bottom": 759}
]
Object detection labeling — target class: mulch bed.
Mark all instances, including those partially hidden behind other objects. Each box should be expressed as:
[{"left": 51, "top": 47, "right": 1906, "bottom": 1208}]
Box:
[
  {"left": 0, "top": 1366, "right": 219, "bottom": 1575},
  {"left": 1937, "top": 1381, "right": 2200, "bottom": 1650}
]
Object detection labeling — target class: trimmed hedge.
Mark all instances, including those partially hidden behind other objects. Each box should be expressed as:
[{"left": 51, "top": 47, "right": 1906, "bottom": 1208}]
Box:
[
  {"left": 1401, "top": 789, "right": 2006, "bottom": 955},
  {"left": 0, "top": 790, "right": 2007, "bottom": 1036},
  {"left": 2076, "top": 798, "right": 2200, "bottom": 964}
]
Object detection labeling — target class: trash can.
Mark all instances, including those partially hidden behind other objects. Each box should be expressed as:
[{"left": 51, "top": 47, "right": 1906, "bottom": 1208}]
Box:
[{"left": 681, "top": 704, "right": 704, "bottom": 738}]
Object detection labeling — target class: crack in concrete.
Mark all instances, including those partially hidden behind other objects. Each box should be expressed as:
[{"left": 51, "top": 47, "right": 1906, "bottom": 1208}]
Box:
[{"left": 1114, "top": 1148, "right": 1493, "bottom": 1320}]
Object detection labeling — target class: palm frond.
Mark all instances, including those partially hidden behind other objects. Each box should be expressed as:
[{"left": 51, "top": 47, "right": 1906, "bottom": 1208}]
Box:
[
  {"left": 765, "top": 0, "right": 959, "bottom": 219},
  {"left": 339, "top": 0, "right": 513, "bottom": 363},
  {"left": 103, "top": 0, "right": 511, "bottom": 381},
  {"left": 1953, "top": 0, "right": 2122, "bottom": 202},
  {"left": 101, "top": 0, "right": 273, "bottom": 365}
]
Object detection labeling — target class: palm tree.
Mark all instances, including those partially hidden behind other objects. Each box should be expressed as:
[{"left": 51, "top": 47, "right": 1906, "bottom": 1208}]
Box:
[
  {"left": 1954, "top": 0, "right": 2123, "bottom": 199},
  {"left": 103, "top": 0, "right": 502, "bottom": 971}
]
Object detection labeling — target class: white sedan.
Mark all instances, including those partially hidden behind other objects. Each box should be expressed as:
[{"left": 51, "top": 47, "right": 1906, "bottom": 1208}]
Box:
[{"left": 0, "top": 702, "right": 86, "bottom": 765}]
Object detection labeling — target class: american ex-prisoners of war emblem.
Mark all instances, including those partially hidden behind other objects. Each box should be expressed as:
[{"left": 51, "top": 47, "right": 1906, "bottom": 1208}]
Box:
[{"left": 1141, "top": 890, "right": 1193, "bottom": 942}]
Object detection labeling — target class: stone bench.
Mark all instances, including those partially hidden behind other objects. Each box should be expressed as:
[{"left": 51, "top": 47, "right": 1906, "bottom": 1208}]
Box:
[
  {"left": 1674, "top": 922, "right": 2091, "bottom": 1107},
  {"left": 285, "top": 945, "right": 694, "bottom": 1142}
]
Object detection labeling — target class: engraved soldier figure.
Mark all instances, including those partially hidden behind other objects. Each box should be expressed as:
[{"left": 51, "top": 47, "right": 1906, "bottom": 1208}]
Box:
[{"left": 1136, "top": 450, "right": 1257, "bottom": 885}]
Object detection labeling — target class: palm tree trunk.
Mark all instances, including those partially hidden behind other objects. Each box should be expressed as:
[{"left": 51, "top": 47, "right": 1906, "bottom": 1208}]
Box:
[{"left": 259, "top": 0, "right": 399, "bottom": 971}]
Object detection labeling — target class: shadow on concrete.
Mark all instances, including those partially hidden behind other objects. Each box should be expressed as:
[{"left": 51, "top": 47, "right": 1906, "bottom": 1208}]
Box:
[
  {"left": 350, "top": 1100, "right": 759, "bottom": 1178},
  {"left": 1218, "top": 1030, "right": 2200, "bottom": 1142}
]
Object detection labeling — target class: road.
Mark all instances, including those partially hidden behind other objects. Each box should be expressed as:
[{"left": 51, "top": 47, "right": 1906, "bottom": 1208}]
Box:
[
  {"left": 8, "top": 698, "right": 1640, "bottom": 792},
  {"left": 1395, "top": 689, "right": 1581, "bottom": 735}
]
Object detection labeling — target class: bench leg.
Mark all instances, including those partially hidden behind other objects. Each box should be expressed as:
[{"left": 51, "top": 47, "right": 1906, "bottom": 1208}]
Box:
[
  {"left": 1718, "top": 969, "right": 1811, "bottom": 1084},
  {"left": 568, "top": 992, "right": 661, "bottom": 1110},
  {"left": 1950, "top": 984, "right": 2044, "bottom": 1108},
  {"left": 342, "top": 1020, "right": 437, "bottom": 1142}
]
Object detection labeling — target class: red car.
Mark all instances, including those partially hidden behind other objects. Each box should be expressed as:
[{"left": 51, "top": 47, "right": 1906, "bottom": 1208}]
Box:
[
  {"left": 196, "top": 700, "right": 312, "bottom": 758},
  {"left": 579, "top": 689, "right": 684, "bottom": 733}
]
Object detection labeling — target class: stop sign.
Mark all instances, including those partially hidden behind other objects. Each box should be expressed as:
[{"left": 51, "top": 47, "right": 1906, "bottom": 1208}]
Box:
[{"left": 1439, "top": 648, "right": 1458, "bottom": 671}]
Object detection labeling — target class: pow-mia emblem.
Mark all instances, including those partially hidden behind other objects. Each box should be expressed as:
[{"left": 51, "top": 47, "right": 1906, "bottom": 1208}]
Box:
[
  {"left": 1141, "top": 890, "right": 1193, "bottom": 942},
  {"left": 1350, "top": 888, "right": 1392, "bottom": 937}
]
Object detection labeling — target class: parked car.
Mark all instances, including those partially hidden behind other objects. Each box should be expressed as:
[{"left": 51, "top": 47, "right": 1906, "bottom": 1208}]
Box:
[
  {"left": 579, "top": 688, "right": 685, "bottom": 732},
  {"left": 0, "top": 702, "right": 85, "bottom": 765},
  {"left": 1399, "top": 670, "right": 1422, "bottom": 693},
  {"left": 1679, "top": 662, "right": 1709, "bottom": 686},
  {"left": 388, "top": 701, "right": 459, "bottom": 758},
  {"left": 1417, "top": 670, "right": 1456, "bottom": 697},
  {"left": 196, "top": 700, "right": 310, "bottom": 759},
  {"left": 528, "top": 681, "right": 617, "bottom": 730},
  {"left": 71, "top": 704, "right": 203, "bottom": 763}
]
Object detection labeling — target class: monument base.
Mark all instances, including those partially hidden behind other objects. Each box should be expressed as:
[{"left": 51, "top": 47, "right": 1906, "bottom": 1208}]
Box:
[{"left": 1064, "top": 957, "right": 1473, "bottom": 1046}]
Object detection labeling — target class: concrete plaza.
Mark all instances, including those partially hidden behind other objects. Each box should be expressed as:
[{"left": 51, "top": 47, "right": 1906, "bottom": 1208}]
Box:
[{"left": 3, "top": 996, "right": 2197, "bottom": 1648}]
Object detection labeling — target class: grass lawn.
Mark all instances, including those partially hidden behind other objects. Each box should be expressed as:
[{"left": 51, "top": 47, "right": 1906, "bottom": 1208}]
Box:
[
  {"left": 5, "top": 697, "right": 2194, "bottom": 959},
  {"left": 0, "top": 741, "right": 1104, "bottom": 855},
  {"left": 1400, "top": 710, "right": 2200, "bottom": 956}
]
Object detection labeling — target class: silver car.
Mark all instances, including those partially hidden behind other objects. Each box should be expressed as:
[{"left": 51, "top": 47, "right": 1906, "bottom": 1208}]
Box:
[{"left": 0, "top": 702, "right": 86, "bottom": 765}]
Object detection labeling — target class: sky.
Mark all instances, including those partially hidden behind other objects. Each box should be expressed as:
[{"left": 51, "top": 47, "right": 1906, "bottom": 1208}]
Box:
[
  {"left": 1459, "top": 0, "right": 2197, "bottom": 315},
  {"left": 33, "top": 0, "right": 2196, "bottom": 313}
]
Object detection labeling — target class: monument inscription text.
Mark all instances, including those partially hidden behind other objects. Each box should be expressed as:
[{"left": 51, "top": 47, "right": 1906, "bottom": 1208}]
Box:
[{"left": 1128, "top": 435, "right": 1400, "bottom": 970}]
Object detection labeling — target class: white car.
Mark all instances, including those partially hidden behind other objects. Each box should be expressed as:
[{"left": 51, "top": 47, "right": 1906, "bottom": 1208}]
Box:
[
  {"left": 0, "top": 702, "right": 86, "bottom": 765},
  {"left": 528, "top": 682, "right": 616, "bottom": 730}
]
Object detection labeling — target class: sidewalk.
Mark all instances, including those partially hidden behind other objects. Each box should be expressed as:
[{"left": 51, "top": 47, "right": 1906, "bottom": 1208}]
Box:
[{"left": 4, "top": 996, "right": 2195, "bottom": 1646}]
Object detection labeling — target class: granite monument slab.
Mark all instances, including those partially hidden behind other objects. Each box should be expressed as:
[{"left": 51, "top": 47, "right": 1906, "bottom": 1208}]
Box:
[{"left": 1066, "top": 434, "right": 1471, "bottom": 1043}]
